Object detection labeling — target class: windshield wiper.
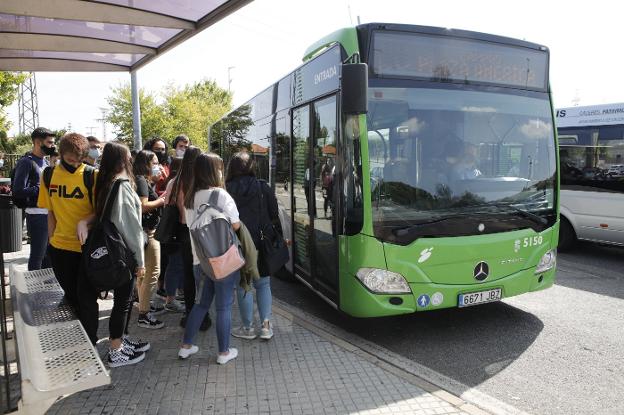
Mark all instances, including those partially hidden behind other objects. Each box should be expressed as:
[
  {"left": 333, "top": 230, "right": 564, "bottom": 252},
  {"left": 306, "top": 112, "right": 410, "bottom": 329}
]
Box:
[
  {"left": 390, "top": 214, "right": 468, "bottom": 236},
  {"left": 489, "top": 203, "right": 548, "bottom": 225}
]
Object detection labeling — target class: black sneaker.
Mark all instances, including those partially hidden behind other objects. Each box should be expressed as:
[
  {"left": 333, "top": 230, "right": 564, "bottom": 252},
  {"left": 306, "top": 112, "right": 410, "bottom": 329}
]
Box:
[
  {"left": 199, "top": 314, "right": 212, "bottom": 331},
  {"left": 108, "top": 347, "right": 145, "bottom": 368},
  {"left": 150, "top": 303, "right": 166, "bottom": 316},
  {"left": 122, "top": 336, "right": 151, "bottom": 352},
  {"left": 138, "top": 313, "right": 164, "bottom": 329}
]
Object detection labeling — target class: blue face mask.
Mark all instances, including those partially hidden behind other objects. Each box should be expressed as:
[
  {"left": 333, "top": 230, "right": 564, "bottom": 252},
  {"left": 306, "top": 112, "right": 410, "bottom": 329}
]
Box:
[
  {"left": 88, "top": 148, "right": 101, "bottom": 160},
  {"left": 151, "top": 165, "right": 161, "bottom": 178}
]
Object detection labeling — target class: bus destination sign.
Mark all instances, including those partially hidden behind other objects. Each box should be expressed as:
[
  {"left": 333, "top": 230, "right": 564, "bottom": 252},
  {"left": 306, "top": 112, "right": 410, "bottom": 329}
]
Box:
[{"left": 372, "top": 31, "right": 548, "bottom": 91}]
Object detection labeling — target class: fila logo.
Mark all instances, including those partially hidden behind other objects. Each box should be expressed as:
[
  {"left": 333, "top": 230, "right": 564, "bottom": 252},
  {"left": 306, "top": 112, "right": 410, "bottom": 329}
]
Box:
[
  {"left": 90, "top": 247, "right": 108, "bottom": 259},
  {"left": 48, "top": 184, "right": 85, "bottom": 199}
]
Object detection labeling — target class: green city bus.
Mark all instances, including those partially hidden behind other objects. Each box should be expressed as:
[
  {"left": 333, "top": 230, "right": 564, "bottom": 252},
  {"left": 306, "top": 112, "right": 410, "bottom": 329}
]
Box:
[{"left": 209, "top": 23, "right": 559, "bottom": 317}]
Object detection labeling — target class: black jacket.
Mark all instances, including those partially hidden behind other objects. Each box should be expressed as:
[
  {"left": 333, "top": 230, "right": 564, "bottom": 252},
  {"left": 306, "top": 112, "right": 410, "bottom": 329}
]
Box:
[{"left": 226, "top": 175, "right": 282, "bottom": 248}]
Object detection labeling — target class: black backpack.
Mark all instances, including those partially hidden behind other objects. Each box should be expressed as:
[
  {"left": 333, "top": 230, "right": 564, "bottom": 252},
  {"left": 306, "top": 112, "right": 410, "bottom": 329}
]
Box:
[
  {"left": 42, "top": 164, "right": 95, "bottom": 206},
  {"left": 10, "top": 154, "right": 40, "bottom": 209},
  {"left": 82, "top": 179, "right": 136, "bottom": 292}
]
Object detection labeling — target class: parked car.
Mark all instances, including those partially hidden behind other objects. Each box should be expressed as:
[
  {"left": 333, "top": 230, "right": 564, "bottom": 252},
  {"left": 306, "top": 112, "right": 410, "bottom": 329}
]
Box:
[{"left": 606, "top": 164, "right": 624, "bottom": 177}]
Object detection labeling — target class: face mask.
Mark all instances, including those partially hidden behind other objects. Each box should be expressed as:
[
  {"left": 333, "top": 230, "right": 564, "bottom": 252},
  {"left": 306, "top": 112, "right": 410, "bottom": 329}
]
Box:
[
  {"left": 175, "top": 148, "right": 185, "bottom": 158},
  {"left": 151, "top": 165, "right": 161, "bottom": 178},
  {"left": 88, "top": 148, "right": 101, "bottom": 160},
  {"left": 0, "top": 159, "right": 4, "bottom": 168},
  {"left": 42, "top": 145, "right": 56, "bottom": 156},
  {"left": 154, "top": 151, "right": 167, "bottom": 164},
  {"left": 61, "top": 159, "right": 79, "bottom": 173}
]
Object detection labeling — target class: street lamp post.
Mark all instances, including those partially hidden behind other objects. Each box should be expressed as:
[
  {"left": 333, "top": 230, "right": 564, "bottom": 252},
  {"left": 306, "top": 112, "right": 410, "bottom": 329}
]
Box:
[{"left": 228, "top": 66, "right": 235, "bottom": 92}]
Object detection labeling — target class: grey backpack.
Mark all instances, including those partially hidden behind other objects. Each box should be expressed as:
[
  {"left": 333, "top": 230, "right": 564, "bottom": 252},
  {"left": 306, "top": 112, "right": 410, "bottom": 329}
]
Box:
[{"left": 189, "top": 190, "right": 245, "bottom": 280}]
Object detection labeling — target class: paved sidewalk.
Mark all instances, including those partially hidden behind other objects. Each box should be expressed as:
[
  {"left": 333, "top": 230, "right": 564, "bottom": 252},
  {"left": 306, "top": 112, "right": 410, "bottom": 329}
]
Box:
[{"left": 4, "top": 245, "right": 485, "bottom": 415}]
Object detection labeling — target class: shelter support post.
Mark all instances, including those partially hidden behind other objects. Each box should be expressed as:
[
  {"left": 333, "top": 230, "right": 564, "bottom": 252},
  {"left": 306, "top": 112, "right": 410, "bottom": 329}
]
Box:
[{"left": 131, "top": 71, "right": 142, "bottom": 150}]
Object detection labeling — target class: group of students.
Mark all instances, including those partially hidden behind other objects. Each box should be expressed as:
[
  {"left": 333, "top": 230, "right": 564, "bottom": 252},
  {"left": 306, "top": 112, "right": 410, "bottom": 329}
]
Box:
[{"left": 11, "top": 127, "right": 282, "bottom": 368}]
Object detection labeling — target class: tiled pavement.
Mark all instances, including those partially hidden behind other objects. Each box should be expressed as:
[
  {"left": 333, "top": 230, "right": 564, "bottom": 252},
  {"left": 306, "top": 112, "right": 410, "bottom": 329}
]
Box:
[{"left": 4, "top": 245, "right": 481, "bottom": 415}]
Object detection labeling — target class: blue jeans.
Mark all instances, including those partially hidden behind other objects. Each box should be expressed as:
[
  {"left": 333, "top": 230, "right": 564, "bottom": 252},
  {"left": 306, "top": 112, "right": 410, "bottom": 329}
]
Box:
[
  {"left": 183, "top": 265, "right": 239, "bottom": 352},
  {"left": 26, "top": 213, "right": 49, "bottom": 271},
  {"left": 165, "top": 251, "right": 184, "bottom": 297},
  {"left": 236, "top": 276, "right": 272, "bottom": 328}
]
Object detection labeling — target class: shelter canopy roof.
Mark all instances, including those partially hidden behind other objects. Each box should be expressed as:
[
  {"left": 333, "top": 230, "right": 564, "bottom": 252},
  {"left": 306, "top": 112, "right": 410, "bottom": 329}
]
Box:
[{"left": 0, "top": 0, "right": 250, "bottom": 72}]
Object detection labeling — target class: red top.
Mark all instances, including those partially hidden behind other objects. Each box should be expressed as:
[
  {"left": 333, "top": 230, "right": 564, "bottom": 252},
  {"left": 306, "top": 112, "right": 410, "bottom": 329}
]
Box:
[{"left": 154, "top": 164, "right": 170, "bottom": 196}]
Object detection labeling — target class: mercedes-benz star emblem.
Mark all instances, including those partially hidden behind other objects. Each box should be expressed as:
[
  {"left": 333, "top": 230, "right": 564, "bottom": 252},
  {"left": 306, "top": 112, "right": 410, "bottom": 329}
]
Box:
[{"left": 473, "top": 261, "right": 489, "bottom": 281}]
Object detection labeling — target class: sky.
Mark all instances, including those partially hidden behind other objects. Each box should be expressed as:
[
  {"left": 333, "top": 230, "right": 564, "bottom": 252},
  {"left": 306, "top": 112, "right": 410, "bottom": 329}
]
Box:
[{"left": 6, "top": 0, "right": 622, "bottom": 139}]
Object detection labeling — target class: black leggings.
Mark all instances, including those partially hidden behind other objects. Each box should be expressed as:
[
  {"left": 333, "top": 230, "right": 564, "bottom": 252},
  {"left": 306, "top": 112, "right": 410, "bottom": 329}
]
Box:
[
  {"left": 178, "top": 225, "right": 196, "bottom": 315},
  {"left": 110, "top": 276, "right": 135, "bottom": 340}
]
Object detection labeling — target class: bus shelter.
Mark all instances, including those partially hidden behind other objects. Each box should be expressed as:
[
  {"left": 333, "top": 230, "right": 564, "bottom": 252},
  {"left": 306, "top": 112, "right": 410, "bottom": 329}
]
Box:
[{"left": 0, "top": 0, "right": 252, "bottom": 149}]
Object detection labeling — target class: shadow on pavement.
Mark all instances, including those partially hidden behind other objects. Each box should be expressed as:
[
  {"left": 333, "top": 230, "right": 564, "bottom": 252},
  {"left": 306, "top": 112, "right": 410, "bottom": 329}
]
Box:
[
  {"left": 272, "top": 276, "right": 544, "bottom": 390},
  {"left": 556, "top": 241, "right": 624, "bottom": 300}
]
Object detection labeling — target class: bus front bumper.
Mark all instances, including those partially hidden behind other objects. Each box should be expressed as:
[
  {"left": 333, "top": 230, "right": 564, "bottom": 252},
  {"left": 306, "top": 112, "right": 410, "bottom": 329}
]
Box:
[{"left": 339, "top": 266, "right": 556, "bottom": 318}]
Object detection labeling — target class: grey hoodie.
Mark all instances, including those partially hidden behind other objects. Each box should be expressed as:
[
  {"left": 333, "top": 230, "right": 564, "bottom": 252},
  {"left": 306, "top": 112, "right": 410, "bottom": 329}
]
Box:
[{"left": 109, "top": 180, "right": 145, "bottom": 268}]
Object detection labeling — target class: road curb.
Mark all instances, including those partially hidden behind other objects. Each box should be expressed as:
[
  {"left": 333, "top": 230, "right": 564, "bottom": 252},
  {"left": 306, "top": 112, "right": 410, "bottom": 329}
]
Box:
[{"left": 273, "top": 298, "right": 532, "bottom": 415}]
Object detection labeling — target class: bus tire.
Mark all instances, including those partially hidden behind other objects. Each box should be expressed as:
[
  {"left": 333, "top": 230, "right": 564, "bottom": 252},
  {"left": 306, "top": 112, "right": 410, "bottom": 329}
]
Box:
[{"left": 558, "top": 217, "right": 576, "bottom": 251}]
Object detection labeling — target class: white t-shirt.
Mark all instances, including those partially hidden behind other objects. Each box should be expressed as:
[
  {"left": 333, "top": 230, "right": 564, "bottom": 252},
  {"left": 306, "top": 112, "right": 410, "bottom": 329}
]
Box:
[{"left": 185, "top": 187, "right": 240, "bottom": 265}]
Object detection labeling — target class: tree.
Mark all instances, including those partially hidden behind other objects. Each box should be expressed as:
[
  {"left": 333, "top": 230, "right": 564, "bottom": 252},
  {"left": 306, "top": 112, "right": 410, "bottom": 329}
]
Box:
[
  {"left": 0, "top": 72, "right": 28, "bottom": 132},
  {"left": 161, "top": 80, "right": 232, "bottom": 149},
  {"left": 105, "top": 84, "right": 167, "bottom": 148},
  {"left": 105, "top": 79, "right": 232, "bottom": 149}
]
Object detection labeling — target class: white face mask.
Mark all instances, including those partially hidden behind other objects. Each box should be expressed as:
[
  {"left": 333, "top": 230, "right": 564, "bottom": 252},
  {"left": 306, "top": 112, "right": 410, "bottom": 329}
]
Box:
[
  {"left": 0, "top": 159, "right": 4, "bottom": 168},
  {"left": 88, "top": 148, "right": 101, "bottom": 160},
  {"left": 175, "top": 148, "right": 185, "bottom": 158}
]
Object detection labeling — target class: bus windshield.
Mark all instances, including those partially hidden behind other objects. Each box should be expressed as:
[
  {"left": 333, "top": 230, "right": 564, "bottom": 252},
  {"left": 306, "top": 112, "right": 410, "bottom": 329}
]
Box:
[{"left": 367, "top": 86, "right": 557, "bottom": 244}]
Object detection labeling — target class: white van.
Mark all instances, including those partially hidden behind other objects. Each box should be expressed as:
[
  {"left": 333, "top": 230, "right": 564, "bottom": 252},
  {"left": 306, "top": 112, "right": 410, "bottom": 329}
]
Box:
[{"left": 556, "top": 103, "right": 624, "bottom": 249}]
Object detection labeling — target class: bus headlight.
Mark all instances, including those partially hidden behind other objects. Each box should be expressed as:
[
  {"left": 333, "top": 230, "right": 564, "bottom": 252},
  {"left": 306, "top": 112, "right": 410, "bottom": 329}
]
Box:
[
  {"left": 535, "top": 249, "right": 557, "bottom": 274},
  {"left": 356, "top": 268, "right": 411, "bottom": 294}
]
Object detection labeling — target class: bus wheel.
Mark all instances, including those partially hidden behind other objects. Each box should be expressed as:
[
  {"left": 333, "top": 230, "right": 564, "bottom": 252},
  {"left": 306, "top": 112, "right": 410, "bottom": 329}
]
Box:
[{"left": 558, "top": 217, "right": 577, "bottom": 251}]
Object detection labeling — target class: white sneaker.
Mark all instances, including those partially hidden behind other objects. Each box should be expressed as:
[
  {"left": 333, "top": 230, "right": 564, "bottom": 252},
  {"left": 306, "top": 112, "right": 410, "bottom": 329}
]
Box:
[
  {"left": 164, "top": 299, "right": 185, "bottom": 313},
  {"left": 178, "top": 345, "right": 199, "bottom": 359},
  {"left": 259, "top": 321, "right": 273, "bottom": 340},
  {"left": 231, "top": 326, "right": 257, "bottom": 340},
  {"left": 216, "top": 348, "right": 238, "bottom": 365}
]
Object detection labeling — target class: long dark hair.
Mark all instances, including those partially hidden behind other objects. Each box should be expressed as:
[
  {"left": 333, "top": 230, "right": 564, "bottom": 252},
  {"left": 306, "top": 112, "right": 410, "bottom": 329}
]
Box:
[
  {"left": 226, "top": 151, "right": 255, "bottom": 182},
  {"left": 133, "top": 150, "right": 156, "bottom": 178},
  {"left": 175, "top": 146, "right": 201, "bottom": 196},
  {"left": 95, "top": 142, "right": 134, "bottom": 217},
  {"left": 184, "top": 152, "right": 224, "bottom": 209}
]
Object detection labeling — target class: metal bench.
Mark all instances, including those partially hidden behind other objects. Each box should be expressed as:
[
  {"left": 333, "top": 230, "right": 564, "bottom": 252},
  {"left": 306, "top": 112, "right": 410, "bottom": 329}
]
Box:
[{"left": 9, "top": 266, "right": 110, "bottom": 415}]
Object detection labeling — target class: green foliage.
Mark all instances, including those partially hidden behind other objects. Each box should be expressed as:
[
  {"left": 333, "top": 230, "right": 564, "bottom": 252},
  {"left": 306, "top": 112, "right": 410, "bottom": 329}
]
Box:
[
  {"left": 105, "top": 79, "right": 232, "bottom": 149},
  {"left": 105, "top": 84, "right": 166, "bottom": 148},
  {"left": 0, "top": 72, "right": 28, "bottom": 131},
  {"left": 0, "top": 133, "right": 31, "bottom": 155},
  {"left": 0, "top": 130, "right": 64, "bottom": 156}
]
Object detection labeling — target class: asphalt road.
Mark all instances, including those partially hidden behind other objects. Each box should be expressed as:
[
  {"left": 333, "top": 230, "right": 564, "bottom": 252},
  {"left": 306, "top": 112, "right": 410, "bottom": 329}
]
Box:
[{"left": 271, "top": 241, "right": 624, "bottom": 415}]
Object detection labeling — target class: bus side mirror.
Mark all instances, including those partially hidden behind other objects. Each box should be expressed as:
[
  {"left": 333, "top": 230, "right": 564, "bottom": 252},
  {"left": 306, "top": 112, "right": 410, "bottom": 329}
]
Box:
[{"left": 341, "top": 63, "right": 368, "bottom": 115}]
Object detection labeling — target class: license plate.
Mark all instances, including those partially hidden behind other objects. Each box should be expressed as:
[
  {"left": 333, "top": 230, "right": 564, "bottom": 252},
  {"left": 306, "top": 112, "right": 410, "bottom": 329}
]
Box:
[{"left": 458, "top": 288, "right": 502, "bottom": 307}]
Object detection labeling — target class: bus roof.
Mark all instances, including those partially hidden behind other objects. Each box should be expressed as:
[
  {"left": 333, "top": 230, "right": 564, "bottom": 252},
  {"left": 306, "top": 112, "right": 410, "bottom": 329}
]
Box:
[{"left": 556, "top": 103, "right": 624, "bottom": 128}]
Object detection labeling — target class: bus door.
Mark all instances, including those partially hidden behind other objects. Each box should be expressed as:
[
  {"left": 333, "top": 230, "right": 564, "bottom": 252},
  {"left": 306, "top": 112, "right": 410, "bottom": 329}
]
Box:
[{"left": 291, "top": 95, "right": 339, "bottom": 304}]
